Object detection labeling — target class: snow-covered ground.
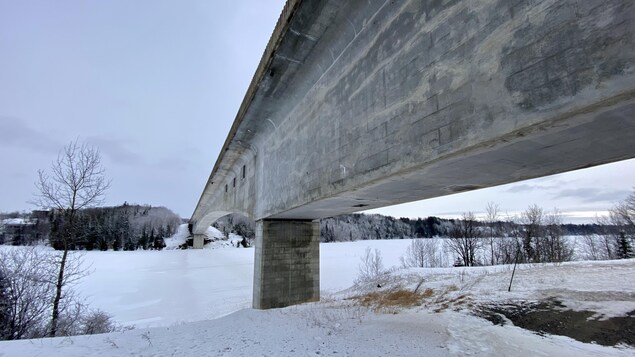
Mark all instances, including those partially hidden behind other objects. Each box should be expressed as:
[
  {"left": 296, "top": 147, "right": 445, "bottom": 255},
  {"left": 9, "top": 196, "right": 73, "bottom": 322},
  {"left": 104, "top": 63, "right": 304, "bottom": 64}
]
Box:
[
  {"left": 1, "top": 238, "right": 634, "bottom": 356},
  {"left": 78, "top": 238, "right": 414, "bottom": 327}
]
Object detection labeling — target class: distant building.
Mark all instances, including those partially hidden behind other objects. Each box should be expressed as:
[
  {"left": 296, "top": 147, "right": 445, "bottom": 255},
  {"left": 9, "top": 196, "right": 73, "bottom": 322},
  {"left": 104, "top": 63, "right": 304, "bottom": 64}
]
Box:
[{"left": 0, "top": 211, "right": 50, "bottom": 245}]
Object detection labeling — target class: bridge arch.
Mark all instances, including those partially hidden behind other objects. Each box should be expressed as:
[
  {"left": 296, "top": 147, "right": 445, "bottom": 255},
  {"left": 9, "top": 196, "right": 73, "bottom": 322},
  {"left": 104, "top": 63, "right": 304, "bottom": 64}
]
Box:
[{"left": 190, "top": 209, "right": 253, "bottom": 235}]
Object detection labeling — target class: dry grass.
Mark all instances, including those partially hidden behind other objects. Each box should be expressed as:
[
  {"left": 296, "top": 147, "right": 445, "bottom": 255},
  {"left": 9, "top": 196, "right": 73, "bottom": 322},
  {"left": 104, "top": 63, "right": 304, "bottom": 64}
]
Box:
[
  {"left": 432, "top": 292, "right": 474, "bottom": 313},
  {"left": 354, "top": 289, "right": 430, "bottom": 311},
  {"left": 351, "top": 283, "right": 474, "bottom": 315},
  {"left": 433, "top": 303, "right": 450, "bottom": 313},
  {"left": 421, "top": 288, "right": 434, "bottom": 299}
]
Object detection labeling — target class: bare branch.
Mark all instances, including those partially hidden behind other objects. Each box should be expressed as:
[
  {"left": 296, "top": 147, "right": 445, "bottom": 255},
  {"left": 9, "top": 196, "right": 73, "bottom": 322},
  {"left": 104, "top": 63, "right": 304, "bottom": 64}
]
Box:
[{"left": 31, "top": 141, "right": 110, "bottom": 212}]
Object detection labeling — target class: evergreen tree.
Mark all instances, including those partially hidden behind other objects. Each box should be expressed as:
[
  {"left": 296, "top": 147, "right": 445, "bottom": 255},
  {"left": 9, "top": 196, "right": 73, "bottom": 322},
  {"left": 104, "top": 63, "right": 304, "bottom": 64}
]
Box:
[
  {"left": 123, "top": 237, "right": 135, "bottom": 251},
  {"left": 139, "top": 226, "right": 149, "bottom": 250},
  {"left": 617, "top": 231, "right": 634, "bottom": 259},
  {"left": 111, "top": 236, "right": 121, "bottom": 251},
  {"left": 84, "top": 227, "right": 98, "bottom": 251},
  {"left": 153, "top": 237, "right": 166, "bottom": 250},
  {"left": 118, "top": 210, "right": 130, "bottom": 250},
  {"left": 149, "top": 229, "right": 156, "bottom": 250},
  {"left": 322, "top": 223, "right": 335, "bottom": 242},
  {"left": 97, "top": 234, "right": 109, "bottom": 251}
]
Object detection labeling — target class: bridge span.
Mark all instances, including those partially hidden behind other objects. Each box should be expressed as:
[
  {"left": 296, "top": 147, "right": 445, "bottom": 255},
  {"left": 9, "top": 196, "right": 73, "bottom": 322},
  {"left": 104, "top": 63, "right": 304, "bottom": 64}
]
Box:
[{"left": 191, "top": 0, "right": 635, "bottom": 309}]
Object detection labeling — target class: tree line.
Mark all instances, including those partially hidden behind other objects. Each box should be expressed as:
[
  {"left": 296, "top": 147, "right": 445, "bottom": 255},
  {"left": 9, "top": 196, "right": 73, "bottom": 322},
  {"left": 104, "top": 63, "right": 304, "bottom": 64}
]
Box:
[
  {"left": 50, "top": 203, "right": 181, "bottom": 251},
  {"left": 401, "top": 195, "right": 634, "bottom": 268},
  {"left": 358, "top": 193, "right": 634, "bottom": 284},
  {"left": 319, "top": 210, "right": 614, "bottom": 242},
  {"left": 321, "top": 191, "right": 634, "bottom": 267},
  {"left": 1, "top": 204, "right": 182, "bottom": 251}
]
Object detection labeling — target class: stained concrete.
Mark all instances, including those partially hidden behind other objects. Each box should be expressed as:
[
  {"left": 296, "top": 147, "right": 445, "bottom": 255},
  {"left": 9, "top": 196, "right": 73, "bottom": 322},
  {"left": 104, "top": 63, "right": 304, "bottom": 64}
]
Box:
[
  {"left": 192, "top": 235, "right": 205, "bottom": 249},
  {"left": 190, "top": 0, "right": 635, "bottom": 308},
  {"left": 253, "top": 220, "right": 320, "bottom": 309}
]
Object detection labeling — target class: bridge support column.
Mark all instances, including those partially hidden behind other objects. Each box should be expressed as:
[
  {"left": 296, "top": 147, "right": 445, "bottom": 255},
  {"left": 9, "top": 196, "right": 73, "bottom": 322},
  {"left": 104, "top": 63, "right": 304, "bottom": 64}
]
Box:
[
  {"left": 192, "top": 234, "right": 205, "bottom": 249},
  {"left": 253, "top": 219, "right": 320, "bottom": 309}
]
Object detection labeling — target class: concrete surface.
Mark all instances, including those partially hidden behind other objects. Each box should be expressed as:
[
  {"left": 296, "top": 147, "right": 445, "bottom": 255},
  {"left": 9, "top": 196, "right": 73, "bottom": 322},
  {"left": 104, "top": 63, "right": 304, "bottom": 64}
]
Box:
[
  {"left": 253, "top": 220, "right": 320, "bottom": 309},
  {"left": 190, "top": 0, "right": 635, "bottom": 308}
]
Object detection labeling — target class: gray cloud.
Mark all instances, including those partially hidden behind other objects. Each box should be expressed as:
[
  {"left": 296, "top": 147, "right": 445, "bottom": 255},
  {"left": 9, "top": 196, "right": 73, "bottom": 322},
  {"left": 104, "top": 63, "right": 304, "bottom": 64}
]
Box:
[
  {"left": 153, "top": 157, "right": 191, "bottom": 172},
  {"left": 553, "top": 188, "right": 630, "bottom": 204},
  {"left": 86, "top": 135, "right": 144, "bottom": 166},
  {"left": 0, "top": 116, "right": 61, "bottom": 153},
  {"left": 506, "top": 182, "right": 562, "bottom": 193}
]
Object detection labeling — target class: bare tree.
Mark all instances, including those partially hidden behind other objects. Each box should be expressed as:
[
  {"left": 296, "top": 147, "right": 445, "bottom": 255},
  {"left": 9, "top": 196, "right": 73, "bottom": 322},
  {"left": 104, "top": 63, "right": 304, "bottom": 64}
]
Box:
[
  {"left": 0, "top": 248, "right": 55, "bottom": 340},
  {"left": 580, "top": 232, "right": 602, "bottom": 261},
  {"left": 401, "top": 239, "right": 426, "bottom": 268},
  {"left": 0, "top": 247, "right": 105, "bottom": 340},
  {"left": 543, "top": 209, "right": 573, "bottom": 262},
  {"left": 613, "top": 191, "right": 635, "bottom": 228},
  {"left": 601, "top": 190, "right": 635, "bottom": 259},
  {"left": 0, "top": 219, "right": 5, "bottom": 245},
  {"left": 356, "top": 247, "right": 384, "bottom": 283},
  {"left": 520, "top": 205, "right": 543, "bottom": 262},
  {"left": 592, "top": 215, "right": 619, "bottom": 259},
  {"left": 80, "top": 309, "right": 117, "bottom": 335},
  {"left": 446, "top": 212, "right": 482, "bottom": 267},
  {"left": 611, "top": 189, "right": 635, "bottom": 248},
  {"left": 32, "top": 140, "right": 110, "bottom": 337},
  {"left": 401, "top": 238, "right": 442, "bottom": 268},
  {"left": 485, "top": 202, "right": 500, "bottom": 266},
  {"left": 587, "top": 190, "right": 635, "bottom": 261},
  {"left": 497, "top": 220, "right": 524, "bottom": 264},
  {"left": 0, "top": 270, "right": 8, "bottom": 338}
]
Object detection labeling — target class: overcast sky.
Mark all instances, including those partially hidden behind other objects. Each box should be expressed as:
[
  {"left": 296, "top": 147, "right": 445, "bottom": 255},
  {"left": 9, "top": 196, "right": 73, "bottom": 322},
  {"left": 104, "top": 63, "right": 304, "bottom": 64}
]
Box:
[{"left": 1, "top": 1, "right": 633, "bottom": 223}]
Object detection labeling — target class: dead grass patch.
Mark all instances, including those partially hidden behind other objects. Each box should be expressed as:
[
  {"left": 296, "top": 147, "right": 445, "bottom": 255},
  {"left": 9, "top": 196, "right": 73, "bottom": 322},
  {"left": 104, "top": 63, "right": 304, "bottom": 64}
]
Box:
[
  {"left": 421, "top": 288, "right": 434, "bottom": 299},
  {"left": 448, "top": 294, "right": 468, "bottom": 304},
  {"left": 429, "top": 288, "right": 473, "bottom": 312},
  {"left": 354, "top": 289, "right": 428, "bottom": 311},
  {"left": 434, "top": 303, "right": 450, "bottom": 313}
]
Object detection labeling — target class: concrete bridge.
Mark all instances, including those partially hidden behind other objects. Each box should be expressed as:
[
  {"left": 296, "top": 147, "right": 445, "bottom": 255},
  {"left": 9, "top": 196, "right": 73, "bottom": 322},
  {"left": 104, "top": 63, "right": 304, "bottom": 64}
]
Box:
[{"left": 191, "top": 0, "right": 635, "bottom": 309}]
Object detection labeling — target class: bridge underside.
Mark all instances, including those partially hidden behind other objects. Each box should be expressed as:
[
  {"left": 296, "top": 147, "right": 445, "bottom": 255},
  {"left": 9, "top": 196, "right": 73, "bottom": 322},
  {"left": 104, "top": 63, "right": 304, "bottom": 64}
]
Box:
[
  {"left": 191, "top": 0, "right": 635, "bottom": 310},
  {"left": 270, "top": 97, "right": 635, "bottom": 219}
]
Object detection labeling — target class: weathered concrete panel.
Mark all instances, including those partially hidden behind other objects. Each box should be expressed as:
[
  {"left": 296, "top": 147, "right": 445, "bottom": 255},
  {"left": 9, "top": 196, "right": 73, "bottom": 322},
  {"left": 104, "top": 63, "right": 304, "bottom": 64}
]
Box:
[
  {"left": 253, "top": 220, "right": 320, "bottom": 309},
  {"left": 220, "top": 0, "right": 635, "bottom": 223},
  {"left": 192, "top": 0, "right": 635, "bottom": 232}
]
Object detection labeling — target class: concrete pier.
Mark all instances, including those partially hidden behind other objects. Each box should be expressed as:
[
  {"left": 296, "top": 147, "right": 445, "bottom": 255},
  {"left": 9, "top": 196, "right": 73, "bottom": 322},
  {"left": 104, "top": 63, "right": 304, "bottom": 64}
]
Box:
[
  {"left": 192, "top": 234, "right": 205, "bottom": 249},
  {"left": 253, "top": 220, "right": 320, "bottom": 309}
]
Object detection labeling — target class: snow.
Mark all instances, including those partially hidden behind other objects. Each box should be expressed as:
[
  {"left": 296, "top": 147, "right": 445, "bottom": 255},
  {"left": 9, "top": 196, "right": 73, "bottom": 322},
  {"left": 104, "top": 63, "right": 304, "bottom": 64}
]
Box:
[
  {"left": 376, "top": 259, "right": 635, "bottom": 319},
  {"left": 0, "top": 218, "right": 31, "bottom": 225},
  {"left": 0, "top": 308, "right": 451, "bottom": 357},
  {"left": 1, "top": 237, "right": 634, "bottom": 356},
  {"left": 444, "top": 311, "right": 630, "bottom": 357},
  {"left": 164, "top": 224, "right": 245, "bottom": 250},
  {"left": 77, "top": 238, "right": 412, "bottom": 328},
  {"left": 77, "top": 247, "right": 254, "bottom": 326}
]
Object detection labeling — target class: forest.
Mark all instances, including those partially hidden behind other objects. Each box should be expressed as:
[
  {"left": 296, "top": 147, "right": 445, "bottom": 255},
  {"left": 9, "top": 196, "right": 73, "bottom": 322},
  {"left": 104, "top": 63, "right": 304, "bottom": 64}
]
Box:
[{"left": 0, "top": 203, "right": 182, "bottom": 251}]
